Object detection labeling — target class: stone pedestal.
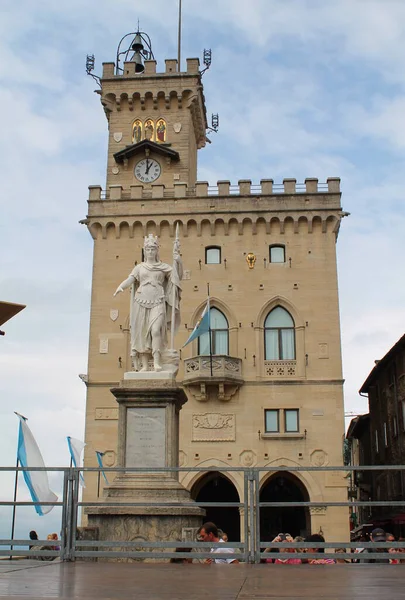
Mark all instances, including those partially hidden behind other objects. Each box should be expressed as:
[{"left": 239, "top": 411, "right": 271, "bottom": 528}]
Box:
[{"left": 85, "top": 379, "right": 203, "bottom": 558}]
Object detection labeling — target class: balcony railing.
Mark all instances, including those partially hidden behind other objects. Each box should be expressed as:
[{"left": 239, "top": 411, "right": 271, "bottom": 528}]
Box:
[
  {"left": 264, "top": 360, "right": 297, "bottom": 377},
  {"left": 182, "top": 355, "right": 243, "bottom": 401}
]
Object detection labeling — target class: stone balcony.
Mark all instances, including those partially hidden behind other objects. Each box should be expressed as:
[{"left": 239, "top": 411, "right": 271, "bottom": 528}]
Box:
[{"left": 182, "top": 355, "right": 244, "bottom": 402}]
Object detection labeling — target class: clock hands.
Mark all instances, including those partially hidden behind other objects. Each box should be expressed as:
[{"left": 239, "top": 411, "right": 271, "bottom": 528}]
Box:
[{"left": 145, "top": 159, "right": 152, "bottom": 175}]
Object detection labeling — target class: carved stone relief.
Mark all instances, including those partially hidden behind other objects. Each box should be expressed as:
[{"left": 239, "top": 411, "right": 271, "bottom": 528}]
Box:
[
  {"left": 239, "top": 450, "right": 257, "bottom": 467},
  {"left": 310, "top": 449, "right": 328, "bottom": 467},
  {"left": 309, "top": 506, "right": 327, "bottom": 515},
  {"left": 103, "top": 450, "right": 116, "bottom": 467},
  {"left": 95, "top": 408, "right": 118, "bottom": 420},
  {"left": 192, "top": 413, "right": 235, "bottom": 441}
]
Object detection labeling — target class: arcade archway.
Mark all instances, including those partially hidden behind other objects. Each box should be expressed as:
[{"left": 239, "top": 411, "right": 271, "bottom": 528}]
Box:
[
  {"left": 260, "top": 472, "right": 310, "bottom": 541},
  {"left": 191, "top": 472, "right": 241, "bottom": 541}
]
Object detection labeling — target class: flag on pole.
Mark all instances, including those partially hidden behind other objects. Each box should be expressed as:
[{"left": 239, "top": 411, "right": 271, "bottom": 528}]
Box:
[
  {"left": 67, "top": 437, "right": 86, "bottom": 487},
  {"left": 183, "top": 298, "right": 210, "bottom": 347},
  {"left": 16, "top": 414, "right": 58, "bottom": 516},
  {"left": 95, "top": 451, "right": 109, "bottom": 484}
]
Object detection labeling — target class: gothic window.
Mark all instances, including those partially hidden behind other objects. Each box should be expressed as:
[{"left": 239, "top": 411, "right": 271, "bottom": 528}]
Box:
[
  {"left": 269, "top": 244, "right": 286, "bottom": 263},
  {"left": 264, "top": 306, "right": 295, "bottom": 360},
  {"left": 198, "top": 307, "right": 229, "bottom": 355},
  {"left": 205, "top": 246, "right": 221, "bottom": 264}
]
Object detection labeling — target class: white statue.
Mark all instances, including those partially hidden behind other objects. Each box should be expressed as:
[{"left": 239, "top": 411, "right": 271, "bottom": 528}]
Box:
[{"left": 113, "top": 231, "right": 182, "bottom": 372}]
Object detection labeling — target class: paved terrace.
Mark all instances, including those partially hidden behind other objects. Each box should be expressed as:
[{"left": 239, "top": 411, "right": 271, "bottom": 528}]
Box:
[{"left": 0, "top": 561, "right": 403, "bottom": 600}]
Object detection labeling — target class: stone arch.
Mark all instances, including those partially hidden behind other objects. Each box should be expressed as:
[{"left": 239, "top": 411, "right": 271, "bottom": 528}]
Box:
[
  {"left": 326, "top": 215, "right": 337, "bottom": 233},
  {"left": 261, "top": 457, "right": 324, "bottom": 503},
  {"left": 242, "top": 217, "right": 253, "bottom": 235},
  {"left": 200, "top": 218, "right": 213, "bottom": 237},
  {"left": 186, "top": 219, "right": 198, "bottom": 237},
  {"left": 283, "top": 216, "right": 295, "bottom": 233},
  {"left": 133, "top": 221, "right": 145, "bottom": 240},
  {"left": 297, "top": 216, "right": 308, "bottom": 233},
  {"left": 269, "top": 217, "right": 281, "bottom": 234},
  {"left": 312, "top": 215, "right": 323, "bottom": 233},
  {"left": 214, "top": 218, "right": 226, "bottom": 237},
  {"left": 255, "top": 296, "right": 304, "bottom": 329},
  {"left": 119, "top": 221, "right": 130, "bottom": 238},
  {"left": 89, "top": 222, "right": 102, "bottom": 240},
  {"left": 145, "top": 220, "right": 157, "bottom": 235},
  {"left": 227, "top": 217, "right": 240, "bottom": 237},
  {"left": 104, "top": 221, "right": 116, "bottom": 239},
  {"left": 182, "top": 458, "right": 243, "bottom": 501},
  {"left": 255, "top": 216, "right": 269, "bottom": 235},
  {"left": 159, "top": 219, "right": 171, "bottom": 239}
]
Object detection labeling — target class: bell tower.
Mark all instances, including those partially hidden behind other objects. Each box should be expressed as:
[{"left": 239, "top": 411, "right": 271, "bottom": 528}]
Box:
[{"left": 95, "top": 30, "right": 207, "bottom": 192}]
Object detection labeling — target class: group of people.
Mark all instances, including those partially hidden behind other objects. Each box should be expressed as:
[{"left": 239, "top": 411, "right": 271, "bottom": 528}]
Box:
[
  {"left": 171, "top": 523, "right": 405, "bottom": 565},
  {"left": 29, "top": 530, "right": 60, "bottom": 559}
]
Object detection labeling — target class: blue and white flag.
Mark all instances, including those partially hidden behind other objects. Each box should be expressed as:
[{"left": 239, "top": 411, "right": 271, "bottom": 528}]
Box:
[
  {"left": 16, "top": 414, "right": 58, "bottom": 516},
  {"left": 183, "top": 299, "right": 210, "bottom": 347},
  {"left": 67, "top": 436, "right": 86, "bottom": 487},
  {"left": 95, "top": 451, "right": 109, "bottom": 484}
]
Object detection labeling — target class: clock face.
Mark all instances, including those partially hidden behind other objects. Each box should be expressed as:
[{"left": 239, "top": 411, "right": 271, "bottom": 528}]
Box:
[{"left": 134, "top": 158, "right": 161, "bottom": 183}]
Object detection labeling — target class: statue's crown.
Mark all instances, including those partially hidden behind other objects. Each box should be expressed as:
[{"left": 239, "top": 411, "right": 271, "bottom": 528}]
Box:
[{"left": 144, "top": 234, "right": 159, "bottom": 248}]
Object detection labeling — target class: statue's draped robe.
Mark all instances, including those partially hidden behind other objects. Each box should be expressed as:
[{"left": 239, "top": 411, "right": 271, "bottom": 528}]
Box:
[{"left": 129, "top": 261, "right": 182, "bottom": 356}]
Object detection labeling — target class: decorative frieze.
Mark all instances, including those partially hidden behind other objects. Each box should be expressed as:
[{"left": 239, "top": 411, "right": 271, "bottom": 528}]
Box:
[{"left": 192, "top": 413, "right": 235, "bottom": 442}]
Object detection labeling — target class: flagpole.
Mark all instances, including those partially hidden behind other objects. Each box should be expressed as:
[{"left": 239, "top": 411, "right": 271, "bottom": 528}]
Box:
[
  {"left": 207, "top": 283, "right": 213, "bottom": 377},
  {"left": 11, "top": 412, "right": 27, "bottom": 560},
  {"left": 177, "top": 0, "right": 182, "bottom": 71}
]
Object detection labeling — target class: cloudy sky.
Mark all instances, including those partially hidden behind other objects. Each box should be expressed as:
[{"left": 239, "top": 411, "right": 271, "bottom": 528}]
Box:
[{"left": 1, "top": 0, "right": 405, "bottom": 538}]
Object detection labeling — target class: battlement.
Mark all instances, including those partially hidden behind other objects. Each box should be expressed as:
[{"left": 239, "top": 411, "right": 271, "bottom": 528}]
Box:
[
  {"left": 102, "top": 57, "right": 200, "bottom": 79},
  {"left": 88, "top": 178, "right": 340, "bottom": 201}
]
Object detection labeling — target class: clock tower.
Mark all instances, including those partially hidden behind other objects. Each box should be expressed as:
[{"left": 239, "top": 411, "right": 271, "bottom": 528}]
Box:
[{"left": 99, "top": 44, "right": 206, "bottom": 192}]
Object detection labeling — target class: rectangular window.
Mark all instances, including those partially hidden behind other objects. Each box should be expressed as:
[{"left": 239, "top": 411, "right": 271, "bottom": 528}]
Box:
[
  {"left": 375, "top": 430, "right": 379, "bottom": 454},
  {"left": 270, "top": 246, "right": 285, "bottom": 263},
  {"left": 265, "top": 409, "right": 279, "bottom": 433},
  {"left": 384, "top": 422, "right": 388, "bottom": 447},
  {"left": 285, "top": 409, "right": 299, "bottom": 432},
  {"left": 205, "top": 247, "right": 221, "bottom": 264}
]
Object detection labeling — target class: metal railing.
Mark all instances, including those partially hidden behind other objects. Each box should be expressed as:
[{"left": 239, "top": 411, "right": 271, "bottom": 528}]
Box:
[{"left": 1, "top": 464, "right": 405, "bottom": 563}]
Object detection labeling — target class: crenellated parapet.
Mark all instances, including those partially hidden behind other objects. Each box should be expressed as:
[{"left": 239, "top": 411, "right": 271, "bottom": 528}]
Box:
[
  {"left": 89, "top": 177, "right": 340, "bottom": 201},
  {"left": 85, "top": 176, "right": 345, "bottom": 241}
]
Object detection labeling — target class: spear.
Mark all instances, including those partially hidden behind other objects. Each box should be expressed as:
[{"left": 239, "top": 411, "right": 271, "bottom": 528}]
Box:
[{"left": 170, "top": 223, "right": 180, "bottom": 350}]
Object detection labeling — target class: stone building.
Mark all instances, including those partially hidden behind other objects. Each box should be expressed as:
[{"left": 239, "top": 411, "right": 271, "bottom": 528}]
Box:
[
  {"left": 81, "top": 35, "right": 349, "bottom": 542},
  {"left": 348, "top": 333, "right": 405, "bottom": 535}
]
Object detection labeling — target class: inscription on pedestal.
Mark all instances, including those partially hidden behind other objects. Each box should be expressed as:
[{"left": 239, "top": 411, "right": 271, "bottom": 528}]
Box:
[{"left": 126, "top": 407, "right": 166, "bottom": 468}]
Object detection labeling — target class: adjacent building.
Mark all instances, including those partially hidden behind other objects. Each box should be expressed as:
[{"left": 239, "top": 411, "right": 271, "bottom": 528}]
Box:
[{"left": 348, "top": 333, "right": 405, "bottom": 536}]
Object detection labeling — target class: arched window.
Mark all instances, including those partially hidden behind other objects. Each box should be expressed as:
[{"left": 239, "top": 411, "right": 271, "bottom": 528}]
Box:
[
  {"left": 198, "top": 308, "right": 229, "bottom": 355},
  {"left": 264, "top": 307, "right": 295, "bottom": 360},
  {"left": 269, "top": 245, "right": 285, "bottom": 263},
  {"left": 205, "top": 246, "right": 221, "bottom": 264}
]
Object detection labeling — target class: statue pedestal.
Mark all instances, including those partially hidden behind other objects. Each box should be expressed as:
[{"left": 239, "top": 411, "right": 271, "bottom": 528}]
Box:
[{"left": 85, "top": 379, "right": 203, "bottom": 559}]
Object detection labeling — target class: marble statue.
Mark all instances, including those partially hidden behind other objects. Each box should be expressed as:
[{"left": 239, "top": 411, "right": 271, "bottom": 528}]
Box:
[{"left": 114, "top": 232, "right": 182, "bottom": 373}]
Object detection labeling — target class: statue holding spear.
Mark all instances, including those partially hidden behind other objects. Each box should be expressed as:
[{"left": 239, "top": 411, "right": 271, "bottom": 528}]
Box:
[{"left": 113, "top": 225, "right": 182, "bottom": 374}]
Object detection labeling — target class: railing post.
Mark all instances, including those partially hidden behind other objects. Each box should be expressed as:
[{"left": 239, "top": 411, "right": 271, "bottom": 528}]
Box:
[
  {"left": 248, "top": 469, "right": 255, "bottom": 563},
  {"left": 70, "top": 469, "right": 80, "bottom": 561},
  {"left": 243, "top": 469, "right": 250, "bottom": 563},
  {"left": 254, "top": 468, "right": 261, "bottom": 564},
  {"left": 60, "top": 469, "right": 69, "bottom": 561},
  {"left": 65, "top": 468, "right": 75, "bottom": 561}
]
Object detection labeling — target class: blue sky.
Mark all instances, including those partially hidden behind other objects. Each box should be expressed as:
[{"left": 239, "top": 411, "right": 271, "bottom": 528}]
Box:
[{"left": 1, "top": 0, "right": 405, "bottom": 537}]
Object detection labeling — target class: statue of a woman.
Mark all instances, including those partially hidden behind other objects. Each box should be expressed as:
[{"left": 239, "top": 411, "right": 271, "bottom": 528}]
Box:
[{"left": 113, "top": 234, "right": 182, "bottom": 372}]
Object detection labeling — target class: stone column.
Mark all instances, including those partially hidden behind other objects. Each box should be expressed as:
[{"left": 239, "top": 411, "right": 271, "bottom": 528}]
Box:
[{"left": 85, "top": 379, "right": 203, "bottom": 555}]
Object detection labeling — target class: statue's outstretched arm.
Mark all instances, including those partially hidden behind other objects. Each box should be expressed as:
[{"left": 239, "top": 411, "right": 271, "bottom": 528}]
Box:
[{"left": 113, "top": 275, "right": 135, "bottom": 297}]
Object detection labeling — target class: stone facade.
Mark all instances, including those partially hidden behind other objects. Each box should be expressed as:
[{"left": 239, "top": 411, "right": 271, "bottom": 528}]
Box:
[{"left": 81, "top": 53, "right": 349, "bottom": 542}]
